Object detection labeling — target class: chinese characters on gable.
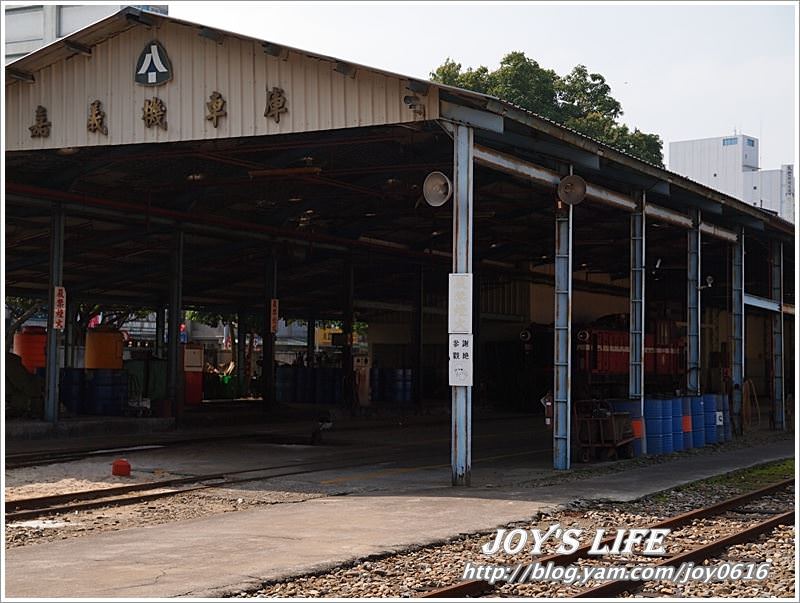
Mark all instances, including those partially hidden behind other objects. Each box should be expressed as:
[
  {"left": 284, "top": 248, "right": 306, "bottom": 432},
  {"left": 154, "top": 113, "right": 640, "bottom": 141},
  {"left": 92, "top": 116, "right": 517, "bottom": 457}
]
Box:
[
  {"left": 25, "top": 39, "right": 298, "bottom": 141},
  {"left": 29, "top": 106, "right": 51, "bottom": 138},
  {"left": 205, "top": 91, "right": 226, "bottom": 128},
  {"left": 265, "top": 86, "right": 288, "bottom": 123},
  {"left": 142, "top": 97, "right": 168, "bottom": 130},
  {"left": 87, "top": 100, "right": 108, "bottom": 135}
]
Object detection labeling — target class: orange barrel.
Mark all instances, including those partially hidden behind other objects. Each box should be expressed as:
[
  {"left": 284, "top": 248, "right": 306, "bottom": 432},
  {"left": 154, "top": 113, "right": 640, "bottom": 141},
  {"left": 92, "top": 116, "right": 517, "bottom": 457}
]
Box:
[
  {"left": 13, "top": 326, "right": 47, "bottom": 373},
  {"left": 85, "top": 328, "right": 124, "bottom": 369}
]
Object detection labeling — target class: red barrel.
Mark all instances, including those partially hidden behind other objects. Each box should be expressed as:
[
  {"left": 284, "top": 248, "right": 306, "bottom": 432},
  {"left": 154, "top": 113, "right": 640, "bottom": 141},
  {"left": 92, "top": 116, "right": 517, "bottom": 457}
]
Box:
[
  {"left": 184, "top": 372, "right": 203, "bottom": 406},
  {"left": 13, "top": 326, "right": 47, "bottom": 373}
]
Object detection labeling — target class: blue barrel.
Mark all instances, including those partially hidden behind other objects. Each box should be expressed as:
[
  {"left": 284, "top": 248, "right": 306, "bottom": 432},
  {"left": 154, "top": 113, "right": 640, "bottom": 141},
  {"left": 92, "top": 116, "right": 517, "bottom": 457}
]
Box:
[
  {"left": 682, "top": 397, "right": 693, "bottom": 450},
  {"left": 691, "top": 395, "right": 706, "bottom": 448},
  {"left": 703, "top": 394, "right": 717, "bottom": 444},
  {"left": 60, "top": 368, "right": 85, "bottom": 414},
  {"left": 660, "top": 398, "right": 673, "bottom": 453},
  {"left": 671, "top": 398, "right": 684, "bottom": 452},
  {"left": 715, "top": 395, "right": 726, "bottom": 443},
  {"left": 84, "top": 369, "right": 127, "bottom": 415},
  {"left": 644, "top": 398, "right": 664, "bottom": 455}
]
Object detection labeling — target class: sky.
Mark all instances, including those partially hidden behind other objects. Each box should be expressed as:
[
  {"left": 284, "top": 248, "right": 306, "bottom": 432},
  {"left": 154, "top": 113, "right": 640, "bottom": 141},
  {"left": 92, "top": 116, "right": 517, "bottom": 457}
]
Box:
[{"left": 168, "top": 1, "right": 797, "bottom": 170}]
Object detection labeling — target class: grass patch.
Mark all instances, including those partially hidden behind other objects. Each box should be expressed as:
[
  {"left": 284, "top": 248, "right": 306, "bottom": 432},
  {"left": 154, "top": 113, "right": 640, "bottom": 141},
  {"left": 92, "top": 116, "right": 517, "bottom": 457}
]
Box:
[{"left": 677, "top": 459, "right": 795, "bottom": 493}]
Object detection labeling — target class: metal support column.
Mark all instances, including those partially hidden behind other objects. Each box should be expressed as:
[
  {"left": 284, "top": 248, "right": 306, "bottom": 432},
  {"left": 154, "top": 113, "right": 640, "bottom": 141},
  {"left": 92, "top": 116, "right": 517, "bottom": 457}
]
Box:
[
  {"left": 452, "top": 123, "right": 473, "bottom": 485},
  {"left": 237, "top": 309, "right": 246, "bottom": 396},
  {"left": 44, "top": 206, "right": 64, "bottom": 423},
  {"left": 687, "top": 208, "right": 701, "bottom": 395},
  {"left": 412, "top": 265, "right": 424, "bottom": 413},
  {"left": 343, "top": 259, "right": 355, "bottom": 409},
  {"left": 731, "top": 229, "right": 744, "bottom": 435},
  {"left": 771, "top": 241, "right": 784, "bottom": 430},
  {"left": 553, "top": 192, "right": 573, "bottom": 471},
  {"left": 155, "top": 304, "right": 165, "bottom": 358},
  {"left": 167, "top": 230, "right": 183, "bottom": 419},
  {"left": 262, "top": 255, "right": 277, "bottom": 405},
  {"left": 629, "top": 193, "right": 646, "bottom": 453},
  {"left": 64, "top": 301, "right": 76, "bottom": 369},
  {"left": 306, "top": 316, "right": 315, "bottom": 366}
]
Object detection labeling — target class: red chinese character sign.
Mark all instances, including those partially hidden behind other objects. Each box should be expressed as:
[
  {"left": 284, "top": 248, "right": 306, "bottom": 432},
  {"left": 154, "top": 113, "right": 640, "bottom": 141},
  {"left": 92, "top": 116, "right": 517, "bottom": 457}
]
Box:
[
  {"left": 270, "top": 299, "right": 280, "bottom": 334},
  {"left": 52, "top": 286, "right": 67, "bottom": 331}
]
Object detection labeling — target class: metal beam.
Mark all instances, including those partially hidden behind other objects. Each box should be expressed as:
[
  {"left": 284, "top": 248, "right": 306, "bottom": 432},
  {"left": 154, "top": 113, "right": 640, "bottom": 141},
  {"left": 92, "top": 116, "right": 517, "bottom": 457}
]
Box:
[
  {"left": 452, "top": 123, "right": 474, "bottom": 486},
  {"left": 44, "top": 207, "right": 64, "bottom": 423},
  {"left": 744, "top": 294, "right": 781, "bottom": 313},
  {"left": 553, "top": 187, "right": 573, "bottom": 471},
  {"left": 441, "top": 101, "right": 504, "bottom": 133},
  {"left": 687, "top": 209, "right": 701, "bottom": 395},
  {"left": 629, "top": 193, "right": 646, "bottom": 453},
  {"left": 771, "top": 241, "right": 784, "bottom": 430},
  {"left": 473, "top": 144, "right": 636, "bottom": 210},
  {"left": 167, "top": 231, "right": 183, "bottom": 419},
  {"left": 731, "top": 228, "right": 744, "bottom": 436}
]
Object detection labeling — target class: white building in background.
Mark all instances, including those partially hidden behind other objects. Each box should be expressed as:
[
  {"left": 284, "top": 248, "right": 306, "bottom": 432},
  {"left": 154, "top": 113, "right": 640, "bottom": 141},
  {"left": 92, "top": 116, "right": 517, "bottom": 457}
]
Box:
[
  {"left": 669, "top": 135, "right": 795, "bottom": 222},
  {"left": 4, "top": 4, "right": 167, "bottom": 63}
]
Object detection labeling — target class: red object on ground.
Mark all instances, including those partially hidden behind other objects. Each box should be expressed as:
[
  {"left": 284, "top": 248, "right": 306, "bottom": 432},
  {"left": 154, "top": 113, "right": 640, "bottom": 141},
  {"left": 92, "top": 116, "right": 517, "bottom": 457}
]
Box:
[{"left": 112, "top": 458, "right": 131, "bottom": 477}]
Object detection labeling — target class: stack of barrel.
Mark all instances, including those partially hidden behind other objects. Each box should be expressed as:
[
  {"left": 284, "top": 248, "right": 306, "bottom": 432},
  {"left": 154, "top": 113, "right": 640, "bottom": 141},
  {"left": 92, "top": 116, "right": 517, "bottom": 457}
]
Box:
[{"left": 369, "top": 368, "right": 413, "bottom": 404}]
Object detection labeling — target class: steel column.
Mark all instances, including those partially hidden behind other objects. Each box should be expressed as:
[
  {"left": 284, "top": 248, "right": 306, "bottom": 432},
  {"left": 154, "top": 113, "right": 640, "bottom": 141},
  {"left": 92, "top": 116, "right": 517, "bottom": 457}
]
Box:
[
  {"left": 64, "top": 301, "right": 76, "bottom": 369},
  {"left": 629, "top": 193, "right": 646, "bottom": 453},
  {"left": 44, "top": 206, "right": 64, "bottom": 423},
  {"left": 687, "top": 208, "right": 701, "bottom": 395},
  {"left": 237, "top": 309, "right": 247, "bottom": 396},
  {"left": 343, "top": 259, "right": 355, "bottom": 409},
  {"left": 553, "top": 199, "right": 573, "bottom": 471},
  {"left": 731, "top": 229, "right": 744, "bottom": 435},
  {"left": 155, "top": 305, "right": 165, "bottom": 358},
  {"left": 262, "top": 255, "right": 278, "bottom": 405},
  {"left": 771, "top": 241, "right": 784, "bottom": 430},
  {"left": 412, "top": 265, "right": 424, "bottom": 413},
  {"left": 306, "top": 316, "right": 315, "bottom": 366},
  {"left": 166, "top": 230, "right": 183, "bottom": 418},
  {"left": 452, "top": 123, "right": 473, "bottom": 486}
]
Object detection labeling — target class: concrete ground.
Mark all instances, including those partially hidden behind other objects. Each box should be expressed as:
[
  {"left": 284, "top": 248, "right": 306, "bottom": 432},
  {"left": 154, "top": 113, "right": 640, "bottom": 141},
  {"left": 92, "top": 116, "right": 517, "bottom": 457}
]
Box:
[{"left": 4, "top": 422, "right": 793, "bottom": 598}]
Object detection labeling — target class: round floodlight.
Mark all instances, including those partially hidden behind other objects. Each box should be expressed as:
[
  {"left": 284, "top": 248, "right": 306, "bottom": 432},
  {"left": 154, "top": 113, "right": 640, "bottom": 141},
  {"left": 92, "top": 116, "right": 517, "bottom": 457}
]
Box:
[
  {"left": 423, "top": 171, "right": 453, "bottom": 207},
  {"left": 557, "top": 174, "right": 587, "bottom": 206}
]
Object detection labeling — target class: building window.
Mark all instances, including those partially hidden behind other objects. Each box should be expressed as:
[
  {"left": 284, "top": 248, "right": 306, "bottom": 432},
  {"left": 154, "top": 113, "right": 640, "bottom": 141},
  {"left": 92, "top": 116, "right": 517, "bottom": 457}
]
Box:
[
  {"left": 746, "top": 139, "right": 755, "bottom": 147},
  {"left": 722, "top": 137, "right": 738, "bottom": 146}
]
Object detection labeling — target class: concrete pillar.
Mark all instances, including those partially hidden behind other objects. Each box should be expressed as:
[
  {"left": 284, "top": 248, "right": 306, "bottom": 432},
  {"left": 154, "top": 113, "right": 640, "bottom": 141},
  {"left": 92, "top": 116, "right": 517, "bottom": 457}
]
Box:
[
  {"left": 451, "top": 123, "right": 473, "bottom": 486},
  {"left": 44, "top": 206, "right": 64, "bottom": 423},
  {"left": 262, "top": 255, "right": 277, "bottom": 405},
  {"left": 771, "top": 241, "right": 784, "bottom": 430},
  {"left": 553, "top": 191, "right": 573, "bottom": 470},
  {"left": 167, "top": 230, "right": 183, "bottom": 418},
  {"left": 629, "top": 193, "right": 646, "bottom": 453},
  {"left": 731, "top": 229, "right": 744, "bottom": 435},
  {"left": 687, "top": 208, "right": 701, "bottom": 395}
]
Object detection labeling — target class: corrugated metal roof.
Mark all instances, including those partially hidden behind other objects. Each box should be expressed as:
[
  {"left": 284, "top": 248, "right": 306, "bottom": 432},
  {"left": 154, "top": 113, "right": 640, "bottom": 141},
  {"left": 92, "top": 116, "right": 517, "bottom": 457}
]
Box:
[{"left": 6, "top": 7, "right": 794, "bottom": 236}]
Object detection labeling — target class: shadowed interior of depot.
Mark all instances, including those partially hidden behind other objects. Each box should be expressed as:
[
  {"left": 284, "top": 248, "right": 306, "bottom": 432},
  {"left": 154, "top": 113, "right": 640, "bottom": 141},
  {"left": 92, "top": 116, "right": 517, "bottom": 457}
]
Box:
[{"left": 5, "top": 7, "right": 795, "bottom": 483}]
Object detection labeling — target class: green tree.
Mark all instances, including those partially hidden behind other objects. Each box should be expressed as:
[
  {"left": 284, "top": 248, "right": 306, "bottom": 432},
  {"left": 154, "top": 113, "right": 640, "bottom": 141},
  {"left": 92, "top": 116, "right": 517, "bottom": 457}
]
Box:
[{"left": 430, "top": 54, "right": 663, "bottom": 166}]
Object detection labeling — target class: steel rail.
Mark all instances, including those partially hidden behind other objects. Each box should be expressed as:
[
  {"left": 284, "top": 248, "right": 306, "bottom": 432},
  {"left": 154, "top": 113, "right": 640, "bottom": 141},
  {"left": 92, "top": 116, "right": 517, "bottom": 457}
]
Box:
[
  {"left": 419, "top": 478, "right": 794, "bottom": 598},
  {"left": 574, "top": 510, "right": 795, "bottom": 598}
]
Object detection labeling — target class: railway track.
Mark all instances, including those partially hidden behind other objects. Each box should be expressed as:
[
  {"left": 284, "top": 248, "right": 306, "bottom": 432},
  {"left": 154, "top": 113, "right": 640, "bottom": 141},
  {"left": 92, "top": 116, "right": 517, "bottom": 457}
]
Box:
[{"left": 421, "top": 478, "right": 795, "bottom": 598}]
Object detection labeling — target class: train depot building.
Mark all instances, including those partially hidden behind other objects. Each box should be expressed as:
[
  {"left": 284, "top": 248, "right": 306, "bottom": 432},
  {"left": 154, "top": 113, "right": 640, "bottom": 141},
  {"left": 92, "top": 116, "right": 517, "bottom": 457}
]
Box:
[{"left": 4, "top": 7, "right": 796, "bottom": 484}]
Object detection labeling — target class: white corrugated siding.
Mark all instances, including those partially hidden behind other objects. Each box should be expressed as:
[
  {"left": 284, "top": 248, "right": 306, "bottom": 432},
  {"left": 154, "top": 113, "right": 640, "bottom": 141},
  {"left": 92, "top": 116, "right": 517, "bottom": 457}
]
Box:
[{"left": 6, "top": 20, "right": 438, "bottom": 151}]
